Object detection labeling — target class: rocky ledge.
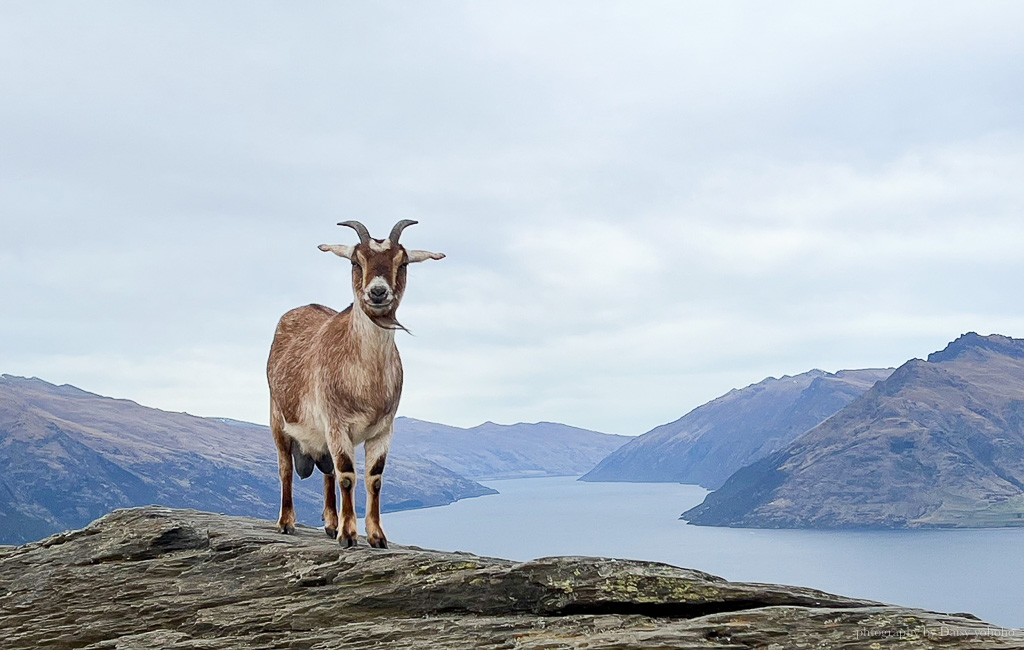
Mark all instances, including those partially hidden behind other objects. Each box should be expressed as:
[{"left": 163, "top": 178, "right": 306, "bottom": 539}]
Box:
[{"left": 0, "top": 507, "right": 1018, "bottom": 649}]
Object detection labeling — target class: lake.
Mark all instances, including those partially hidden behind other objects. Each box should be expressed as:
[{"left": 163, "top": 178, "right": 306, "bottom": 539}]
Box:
[{"left": 373, "top": 476, "right": 1024, "bottom": 629}]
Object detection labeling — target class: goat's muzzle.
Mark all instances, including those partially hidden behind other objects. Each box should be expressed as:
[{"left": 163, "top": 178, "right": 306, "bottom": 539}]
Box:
[{"left": 367, "top": 288, "right": 393, "bottom": 309}]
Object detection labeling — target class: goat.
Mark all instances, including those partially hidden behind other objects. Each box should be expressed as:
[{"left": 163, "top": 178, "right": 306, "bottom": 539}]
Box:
[{"left": 266, "top": 219, "right": 444, "bottom": 547}]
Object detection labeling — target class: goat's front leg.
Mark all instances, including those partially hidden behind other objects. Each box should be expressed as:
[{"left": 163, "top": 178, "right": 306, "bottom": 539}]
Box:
[
  {"left": 327, "top": 428, "right": 358, "bottom": 547},
  {"left": 364, "top": 434, "right": 390, "bottom": 549}
]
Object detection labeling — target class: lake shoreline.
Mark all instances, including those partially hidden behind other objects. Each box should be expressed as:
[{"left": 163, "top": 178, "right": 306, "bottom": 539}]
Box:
[{"left": 378, "top": 475, "right": 1024, "bottom": 629}]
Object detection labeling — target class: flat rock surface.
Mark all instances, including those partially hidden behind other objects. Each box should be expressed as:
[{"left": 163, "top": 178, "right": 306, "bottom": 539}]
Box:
[{"left": 0, "top": 507, "right": 1019, "bottom": 649}]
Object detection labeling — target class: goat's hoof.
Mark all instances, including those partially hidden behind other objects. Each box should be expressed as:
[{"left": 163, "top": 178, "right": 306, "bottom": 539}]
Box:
[
  {"left": 324, "top": 527, "right": 338, "bottom": 539},
  {"left": 368, "top": 533, "right": 388, "bottom": 549},
  {"left": 276, "top": 523, "right": 296, "bottom": 535},
  {"left": 342, "top": 535, "right": 358, "bottom": 548}
]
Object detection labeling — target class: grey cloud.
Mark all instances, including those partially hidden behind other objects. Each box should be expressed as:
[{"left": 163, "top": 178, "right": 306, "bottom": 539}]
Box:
[{"left": 2, "top": 2, "right": 1023, "bottom": 435}]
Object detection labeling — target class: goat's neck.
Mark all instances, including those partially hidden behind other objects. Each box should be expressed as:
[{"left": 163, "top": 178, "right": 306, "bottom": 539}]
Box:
[{"left": 348, "top": 302, "right": 397, "bottom": 352}]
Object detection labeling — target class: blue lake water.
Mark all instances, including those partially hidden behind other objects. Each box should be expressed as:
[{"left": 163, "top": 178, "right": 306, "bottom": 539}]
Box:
[{"left": 372, "top": 476, "right": 1024, "bottom": 629}]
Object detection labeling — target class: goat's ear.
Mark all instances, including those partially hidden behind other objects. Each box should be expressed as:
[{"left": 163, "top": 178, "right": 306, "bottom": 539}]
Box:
[
  {"left": 407, "top": 250, "right": 445, "bottom": 263},
  {"left": 318, "top": 244, "right": 355, "bottom": 260}
]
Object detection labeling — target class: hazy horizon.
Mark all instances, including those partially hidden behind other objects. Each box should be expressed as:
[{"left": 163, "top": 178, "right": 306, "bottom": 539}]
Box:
[{"left": 1, "top": 358, "right": 907, "bottom": 437}]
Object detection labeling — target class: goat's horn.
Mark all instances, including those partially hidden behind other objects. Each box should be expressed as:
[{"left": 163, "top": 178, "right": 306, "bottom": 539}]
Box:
[
  {"left": 338, "top": 221, "right": 371, "bottom": 244},
  {"left": 389, "top": 219, "right": 418, "bottom": 244}
]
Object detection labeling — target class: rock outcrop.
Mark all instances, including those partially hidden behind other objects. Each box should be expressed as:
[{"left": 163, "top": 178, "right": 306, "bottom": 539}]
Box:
[
  {"left": 581, "top": 368, "right": 892, "bottom": 489},
  {"left": 0, "top": 506, "right": 1017, "bottom": 648}
]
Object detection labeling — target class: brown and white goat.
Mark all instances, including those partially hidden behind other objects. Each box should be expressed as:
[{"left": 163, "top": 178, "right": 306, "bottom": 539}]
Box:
[{"left": 266, "top": 219, "right": 444, "bottom": 547}]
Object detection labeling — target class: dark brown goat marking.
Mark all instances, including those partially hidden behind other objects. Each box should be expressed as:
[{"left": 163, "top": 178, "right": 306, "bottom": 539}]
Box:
[
  {"left": 369, "top": 455, "right": 386, "bottom": 476},
  {"left": 324, "top": 474, "right": 337, "bottom": 512},
  {"left": 338, "top": 453, "right": 355, "bottom": 474},
  {"left": 353, "top": 245, "right": 408, "bottom": 299}
]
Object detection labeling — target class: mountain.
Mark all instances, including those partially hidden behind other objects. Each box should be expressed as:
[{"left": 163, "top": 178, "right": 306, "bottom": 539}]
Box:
[
  {"left": 0, "top": 375, "right": 494, "bottom": 545},
  {"left": 580, "top": 368, "right": 893, "bottom": 489},
  {"left": 394, "top": 418, "right": 628, "bottom": 479},
  {"left": 1, "top": 506, "right": 1012, "bottom": 649},
  {"left": 0, "top": 375, "right": 626, "bottom": 545},
  {"left": 684, "top": 333, "right": 1024, "bottom": 529}
]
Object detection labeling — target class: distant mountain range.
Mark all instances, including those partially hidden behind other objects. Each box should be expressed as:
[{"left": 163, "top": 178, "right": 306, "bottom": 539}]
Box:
[
  {"left": 0, "top": 375, "right": 624, "bottom": 545},
  {"left": 683, "top": 333, "right": 1024, "bottom": 529},
  {"left": 395, "top": 418, "right": 627, "bottom": 480},
  {"left": 8, "top": 330, "right": 1022, "bottom": 541},
  {"left": 580, "top": 368, "right": 893, "bottom": 489}
]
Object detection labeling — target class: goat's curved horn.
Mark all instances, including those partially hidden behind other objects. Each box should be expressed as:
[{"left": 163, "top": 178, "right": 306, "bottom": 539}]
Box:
[
  {"left": 389, "top": 219, "right": 418, "bottom": 244},
  {"left": 338, "top": 221, "right": 371, "bottom": 244}
]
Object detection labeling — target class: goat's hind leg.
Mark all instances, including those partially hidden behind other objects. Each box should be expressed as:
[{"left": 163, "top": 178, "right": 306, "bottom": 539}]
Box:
[
  {"left": 271, "top": 408, "right": 297, "bottom": 534},
  {"left": 311, "top": 452, "right": 338, "bottom": 538},
  {"left": 322, "top": 473, "right": 339, "bottom": 539}
]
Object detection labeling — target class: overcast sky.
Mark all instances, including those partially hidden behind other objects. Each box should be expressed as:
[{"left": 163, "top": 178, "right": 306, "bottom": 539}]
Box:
[{"left": 2, "top": 2, "right": 1023, "bottom": 435}]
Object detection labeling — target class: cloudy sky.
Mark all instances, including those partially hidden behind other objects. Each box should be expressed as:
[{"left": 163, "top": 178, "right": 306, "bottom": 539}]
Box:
[{"left": 2, "top": 2, "right": 1023, "bottom": 435}]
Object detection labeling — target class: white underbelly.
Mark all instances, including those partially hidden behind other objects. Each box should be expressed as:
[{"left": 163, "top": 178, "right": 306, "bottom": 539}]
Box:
[
  {"left": 283, "top": 398, "right": 391, "bottom": 454},
  {"left": 283, "top": 421, "right": 329, "bottom": 457}
]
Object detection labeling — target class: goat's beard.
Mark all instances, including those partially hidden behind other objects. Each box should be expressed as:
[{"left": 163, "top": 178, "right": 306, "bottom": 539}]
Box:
[
  {"left": 370, "top": 312, "right": 410, "bottom": 334},
  {"left": 359, "top": 303, "right": 410, "bottom": 334}
]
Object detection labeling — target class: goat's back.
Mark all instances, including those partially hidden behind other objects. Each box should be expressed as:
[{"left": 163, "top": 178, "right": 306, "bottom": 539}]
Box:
[{"left": 267, "top": 303, "right": 345, "bottom": 422}]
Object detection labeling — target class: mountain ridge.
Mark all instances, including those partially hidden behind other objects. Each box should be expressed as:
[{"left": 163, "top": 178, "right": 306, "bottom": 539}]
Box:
[
  {"left": 0, "top": 374, "right": 623, "bottom": 544},
  {"left": 683, "top": 333, "right": 1024, "bottom": 528},
  {"left": 580, "top": 367, "right": 893, "bottom": 489},
  {"left": 397, "top": 416, "right": 627, "bottom": 480}
]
